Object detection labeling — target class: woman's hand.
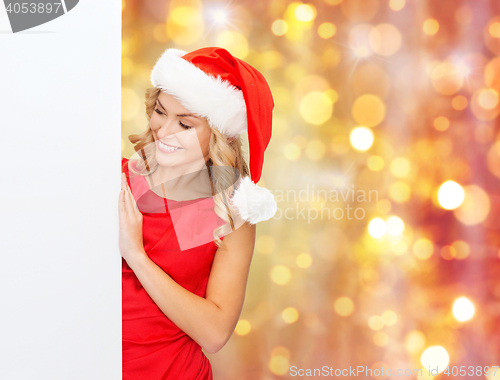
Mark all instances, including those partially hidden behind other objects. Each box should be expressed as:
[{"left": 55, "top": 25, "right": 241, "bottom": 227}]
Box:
[{"left": 119, "top": 172, "right": 146, "bottom": 265}]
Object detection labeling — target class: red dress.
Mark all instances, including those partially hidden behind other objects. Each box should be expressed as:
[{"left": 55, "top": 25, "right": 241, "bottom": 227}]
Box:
[{"left": 121, "top": 157, "right": 223, "bottom": 380}]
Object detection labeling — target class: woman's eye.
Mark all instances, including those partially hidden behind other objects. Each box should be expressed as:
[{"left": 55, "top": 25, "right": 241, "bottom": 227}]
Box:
[
  {"left": 154, "top": 108, "right": 164, "bottom": 115},
  {"left": 179, "top": 121, "right": 192, "bottom": 130}
]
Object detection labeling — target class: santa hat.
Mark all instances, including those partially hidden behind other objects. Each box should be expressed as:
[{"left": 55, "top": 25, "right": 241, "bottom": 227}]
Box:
[{"left": 150, "top": 46, "right": 277, "bottom": 224}]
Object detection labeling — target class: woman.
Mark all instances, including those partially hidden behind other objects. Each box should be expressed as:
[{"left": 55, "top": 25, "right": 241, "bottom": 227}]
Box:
[{"left": 119, "top": 47, "right": 277, "bottom": 379}]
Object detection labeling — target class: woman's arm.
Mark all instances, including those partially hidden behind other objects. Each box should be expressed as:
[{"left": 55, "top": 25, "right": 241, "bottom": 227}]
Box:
[{"left": 126, "top": 221, "right": 256, "bottom": 354}]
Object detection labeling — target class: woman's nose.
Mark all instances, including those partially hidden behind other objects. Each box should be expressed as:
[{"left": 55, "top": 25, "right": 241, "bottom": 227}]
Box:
[{"left": 156, "top": 119, "right": 179, "bottom": 139}]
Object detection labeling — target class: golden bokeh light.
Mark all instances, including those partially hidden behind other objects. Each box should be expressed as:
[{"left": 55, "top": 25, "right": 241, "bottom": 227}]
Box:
[
  {"left": 388, "top": 181, "right": 412, "bottom": 203},
  {"left": 318, "top": 22, "right": 337, "bottom": 38},
  {"left": 437, "top": 180, "right": 465, "bottom": 210},
  {"left": 296, "top": 253, "right": 312, "bottom": 268},
  {"left": 305, "top": 139, "right": 326, "bottom": 160},
  {"left": 272, "top": 19, "right": 288, "bottom": 36},
  {"left": 282, "top": 307, "right": 299, "bottom": 323},
  {"left": 452, "top": 95, "right": 468, "bottom": 110},
  {"left": 454, "top": 184, "right": 491, "bottom": 225},
  {"left": 300, "top": 91, "right": 333, "bottom": 125},
  {"left": 216, "top": 31, "right": 249, "bottom": 59},
  {"left": 350, "top": 126, "right": 374, "bottom": 151},
  {"left": 256, "top": 235, "right": 276, "bottom": 254},
  {"left": 294, "top": 4, "right": 316, "bottom": 22},
  {"left": 369, "top": 23, "right": 402, "bottom": 56},
  {"left": 423, "top": 18, "right": 439, "bottom": 35},
  {"left": 452, "top": 296, "right": 475, "bottom": 322},
  {"left": 386, "top": 215, "right": 405, "bottom": 236},
  {"left": 390, "top": 157, "right": 411, "bottom": 178},
  {"left": 334, "top": 297, "right": 355, "bottom": 316},
  {"left": 352, "top": 94, "right": 386, "bottom": 127},
  {"left": 420, "top": 346, "right": 450, "bottom": 374},
  {"left": 478, "top": 88, "right": 499, "bottom": 110},
  {"left": 284, "top": 143, "right": 302, "bottom": 161},
  {"left": 367, "top": 155, "right": 385, "bottom": 171},
  {"left": 167, "top": 1, "right": 204, "bottom": 45},
  {"left": 413, "top": 238, "right": 434, "bottom": 260},
  {"left": 235, "top": 319, "right": 252, "bottom": 335},
  {"left": 389, "top": 0, "right": 405, "bottom": 11},
  {"left": 368, "top": 315, "right": 385, "bottom": 331},
  {"left": 405, "top": 330, "right": 426, "bottom": 354},
  {"left": 270, "top": 265, "right": 292, "bottom": 285},
  {"left": 373, "top": 331, "right": 389, "bottom": 346},
  {"left": 381, "top": 310, "right": 398, "bottom": 325},
  {"left": 368, "top": 217, "right": 387, "bottom": 238},
  {"left": 433, "top": 116, "right": 450, "bottom": 131}
]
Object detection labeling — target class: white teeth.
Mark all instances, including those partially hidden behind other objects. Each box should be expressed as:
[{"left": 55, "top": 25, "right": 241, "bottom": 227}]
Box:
[{"left": 158, "top": 141, "right": 180, "bottom": 151}]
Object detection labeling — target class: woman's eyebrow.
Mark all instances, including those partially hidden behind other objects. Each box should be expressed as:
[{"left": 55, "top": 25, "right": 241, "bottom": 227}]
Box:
[{"left": 156, "top": 99, "right": 200, "bottom": 118}]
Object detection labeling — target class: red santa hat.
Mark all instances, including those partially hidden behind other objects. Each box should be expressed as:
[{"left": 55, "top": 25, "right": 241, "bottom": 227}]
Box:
[{"left": 150, "top": 46, "right": 277, "bottom": 224}]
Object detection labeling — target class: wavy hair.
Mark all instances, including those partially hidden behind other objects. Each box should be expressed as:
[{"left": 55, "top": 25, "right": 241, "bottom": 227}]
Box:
[{"left": 127, "top": 87, "right": 249, "bottom": 248}]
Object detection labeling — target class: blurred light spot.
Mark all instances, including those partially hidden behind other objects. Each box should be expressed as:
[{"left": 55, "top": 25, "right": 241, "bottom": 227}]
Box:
[
  {"left": 350, "top": 126, "right": 374, "bottom": 151},
  {"left": 294, "top": 4, "right": 316, "bottom": 22},
  {"left": 269, "top": 353, "right": 289, "bottom": 375},
  {"left": 386, "top": 215, "right": 405, "bottom": 236},
  {"left": 235, "top": 319, "right": 251, "bottom": 335},
  {"left": 256, "top": 235, "right": 275, "bottom": 254},
  {"left": 270, "top": 265, "right": 292, "bottom": 285},
  {"left": 390, "top": 157, "right": 411, "bottom": 178},
  {"left": 318, "top": 22, "right": 336, "bottom": 38},
  {"left": 368, "top": 315, "right": 385, "bottom": 331},
  {"left": 376, "top": 199, "right": 392, "bottom": 214},
  {"left": 305, "top": 139, "right": 326, "bottom": 160},
  {"left": 454, "top": 184, "right": 491, "bottom": 225},
  {"left": 368, "top": 218, "right": 386, "bottom": 238},
  {"left": 122, "top": 57, "right": 134, "bottom": 76},
  {"left": 367, "top": 155, "right": 385, "bottom": 171},
  {"left": 349, "top": 24, "right": 373, "bottom": 57},
  {"left": 452, "top": 296, "right": 475, "bottom": 322},
  {"left": 334, "top": 297, "right": 355, "bottom": 317},
  {"left": 282, "top": 307, "right": 299, "bottom": 323},
  {"left": 487, "top": 141, "right": 500, "bottom": 179},
  {"left": 391, "top": 240, "right": 408, "bottom": 256},
  {"left": 423, "top": 18, "right": 439, "bottom": 35},
  {"left": 324, "top": 89, "right": 339, "bottom": 103},
  {"left": 478, "top": 88, "right": 499, "bottom": 109},
  {"left": 216, "top": 31, "right": 248, "bottom": 59},
  {"left": 373, "top": 331, "right": 389, "bottom": 346},
  {"left": 260, "top": 50, "right": 285, "bottom": 70},
  {"left": 452, "top": 240, "right": 470, "bottom": 260},
  {"left": 167, "top": 3, "right": 204, "bottom": 45},
  {"left": 437, "top": 180, "right": 465, "bottom": 210},
  {"left": 300, "top": 91, "right": 333, "bottom": 125},
  {"left": 441, "top": 245, "right": 457, "bottom": 260},
  {"left": 325, "top": 0, "right": 343, "bottom": 5},
  {"left": 389, "top": 181, "right": 411, "bottom": 203},
  {"left": 452, "top": 95, "right": 468, "bottom": 110},
  {"left": 486, "top": 366, "right": 500, "bottom": 380},
  {"left": 413, "top": 238, "right": 434, "bottom": 260},
  {"left": 382, "top": 310, "right": 398, "bottom": 325},
  {"left": 420, "top": 346, "right": 449, "bottom": 373},
  {"left": 122, "top": 88, "right": 140, "bottom": 121},
  {"left": 211, "top": 9, "right": 227, "bottom": 23},
  {"left": 303, "top": 313, "right": 320, "bottom": 328},
  {"left": 272, "top": 19, "right": 288, "bottom": 36},
  {"left": 296, "top": 253, "right": 312, "bottom": 268},
  {"left": 284, "top": 143, "right": 301, "bottom": 161},
  {"left": 352, "top": 94, "right": 386, "bottom": 127},
  {"left": 434, "top": 116, "right": 450, "bottom": 131},
  {"left": 389, "top": 0, "right": 405, "bottom": 11},
  {"left": 341, "top": 0, "right": 378, "bottom": 22},
  {"left": 369, "top": 23, "right": 402, "bottom": 56},
  {"left": 431, "top": 60, "right": 464, "bottom": 95},
  {"left": 489, "top": 22, "right": 500, "bottom": 38},
  {"left": 405, "top": 330, "right": 426, "bottom": 354}
]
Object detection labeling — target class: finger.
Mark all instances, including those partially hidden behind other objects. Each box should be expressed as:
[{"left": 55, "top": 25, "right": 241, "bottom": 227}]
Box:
[{"left": 123, "top": 177, "right": 140, "bottom": 213}]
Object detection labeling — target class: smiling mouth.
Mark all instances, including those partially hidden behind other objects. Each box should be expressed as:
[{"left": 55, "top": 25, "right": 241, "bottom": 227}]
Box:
[{"left": 157, "top": 140, "right": 183, "bottom": 153}]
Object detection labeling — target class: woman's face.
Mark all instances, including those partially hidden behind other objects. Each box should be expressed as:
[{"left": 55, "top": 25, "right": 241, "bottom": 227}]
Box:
[{"left": 150, "top": 91, "right": 211, "bottom": 168}]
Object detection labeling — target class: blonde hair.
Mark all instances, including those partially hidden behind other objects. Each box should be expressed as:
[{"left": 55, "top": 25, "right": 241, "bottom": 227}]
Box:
[{"left": 127, "top": 87, "right": 249, "bottom": 248}]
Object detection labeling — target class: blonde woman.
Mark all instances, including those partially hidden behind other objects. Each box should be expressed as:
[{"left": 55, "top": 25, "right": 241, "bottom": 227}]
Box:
[{"left": 119, "top": 47, "right": 277, "bottom": 379}]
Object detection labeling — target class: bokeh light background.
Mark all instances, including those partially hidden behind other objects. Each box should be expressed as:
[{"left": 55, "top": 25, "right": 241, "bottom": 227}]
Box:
[{"left": 122, "top": 0, "right": 500, "bottom": 378}]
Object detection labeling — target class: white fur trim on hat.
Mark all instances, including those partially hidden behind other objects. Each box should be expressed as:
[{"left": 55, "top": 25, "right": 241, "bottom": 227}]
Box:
[
  {"left": 150, "top": 48, "right": 248, "bottom": 138},
  {"left": 230, "top": 176, "right": 278, "bottom": 224}
]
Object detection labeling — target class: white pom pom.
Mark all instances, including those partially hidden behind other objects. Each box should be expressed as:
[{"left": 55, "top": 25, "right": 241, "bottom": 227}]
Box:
[{"left": 230, "top": 176, "right": 277, "bottom": 224}]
